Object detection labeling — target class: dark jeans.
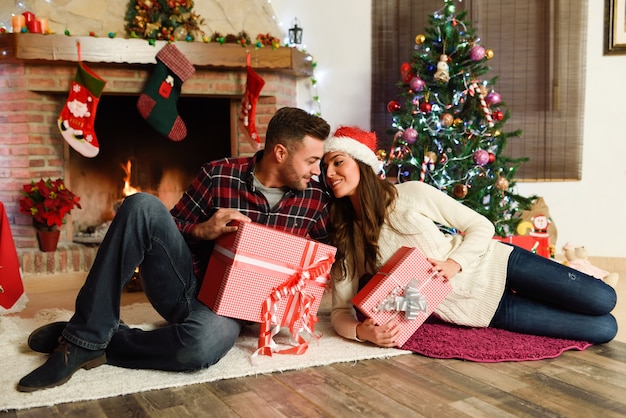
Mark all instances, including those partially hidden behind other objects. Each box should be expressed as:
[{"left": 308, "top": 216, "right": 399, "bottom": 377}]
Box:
[
  {"left": 489, "top": 246, "right": 618, "bottom": 344},
  {"left": 62, "top": 193, "right": 242, "bottom": 371}
]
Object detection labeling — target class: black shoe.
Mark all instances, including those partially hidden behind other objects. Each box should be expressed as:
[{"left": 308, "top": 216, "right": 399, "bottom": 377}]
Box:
[
  {"left": 27, "top": 321, "right": 69, "bottom": 354},
  {"left": 17, "top": 340, "right": 106, "bottom": 392}
]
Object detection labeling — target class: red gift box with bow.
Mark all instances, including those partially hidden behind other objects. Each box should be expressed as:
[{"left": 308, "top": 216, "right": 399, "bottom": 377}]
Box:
[
  {"left": 352, "top": 246, "right": 452, "bottom": 347},
  {"left": 198, "top": 221, "right": 336, "bottom": 355}
]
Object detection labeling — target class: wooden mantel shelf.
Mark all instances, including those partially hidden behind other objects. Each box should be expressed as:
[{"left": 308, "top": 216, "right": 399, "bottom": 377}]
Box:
[{"left": 0, "top": 33, "right": 313, "bottom": 76}]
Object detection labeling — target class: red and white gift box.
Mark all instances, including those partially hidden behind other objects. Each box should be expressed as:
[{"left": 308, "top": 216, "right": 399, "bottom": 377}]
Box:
[
  {"left": 198, "top": 221, "right": 336, "bottom": 354},
  {"left": 493, "top": 235, "right": 551, "bottom": 258},
  {"left": 352, "top": 246, "right": 452, "bottom": 346}
]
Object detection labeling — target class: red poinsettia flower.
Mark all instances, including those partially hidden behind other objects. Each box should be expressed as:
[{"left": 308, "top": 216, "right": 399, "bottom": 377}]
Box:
[{"left": 18, "top": 178, "right": 81, "bottom": 230}]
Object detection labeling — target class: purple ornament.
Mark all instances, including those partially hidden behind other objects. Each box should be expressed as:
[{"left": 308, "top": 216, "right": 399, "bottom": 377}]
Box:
[
  {"left": 469, "top": 45, "right": 485, "bottom": 61},
  {"left": 485, "top": 91, "right": 502, "bottom": 106},
  {"left": 409, "top": 76, "right": 426, "bottom": 92},
  {"left": 402, "top": 127, "right": 418, "bottom": 144},
  {"left": 473, "top": 149, "right": 490, "bottom": 166},
  {"left": 486, "top": 91, "right": 501, "bottom": 106}
]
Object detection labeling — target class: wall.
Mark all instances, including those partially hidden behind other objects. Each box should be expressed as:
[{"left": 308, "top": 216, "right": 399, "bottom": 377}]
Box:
[{"left": 272, "top": 0, "right": 626, "bottom": 258}]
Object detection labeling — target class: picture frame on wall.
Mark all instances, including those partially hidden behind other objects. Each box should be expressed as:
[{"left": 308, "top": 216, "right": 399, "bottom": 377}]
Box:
[{"left": 605, "top": 0, "right": 626, "bottom": 54}]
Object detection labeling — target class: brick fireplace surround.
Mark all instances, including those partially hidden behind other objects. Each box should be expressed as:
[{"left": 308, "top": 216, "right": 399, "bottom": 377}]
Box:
[{"left": 0, "top": 34, "right": 311, "bottom": 275}]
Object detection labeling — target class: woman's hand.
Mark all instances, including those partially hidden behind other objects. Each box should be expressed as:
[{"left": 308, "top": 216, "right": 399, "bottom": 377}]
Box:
[
  {"left": 191, "top": 209, "right": 251, "bottom": 241},
  {"left": 428, "top": 258, "right": 461, "bottom": 281},
  {"left": 356, "top": 318, "right": 401, "bottom": 347}
]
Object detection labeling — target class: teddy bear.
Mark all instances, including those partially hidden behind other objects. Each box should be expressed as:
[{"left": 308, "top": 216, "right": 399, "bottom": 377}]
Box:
[{"left": 562, "top": 242, "right": 619, "bottom": 288}]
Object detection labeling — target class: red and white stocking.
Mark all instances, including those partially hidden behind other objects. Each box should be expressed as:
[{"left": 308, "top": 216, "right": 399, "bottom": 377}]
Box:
[{"left": 239, "top": 52, "right": 265, "bottom": 147}]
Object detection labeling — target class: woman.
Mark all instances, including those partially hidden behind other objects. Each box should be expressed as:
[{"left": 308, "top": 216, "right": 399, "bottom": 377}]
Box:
[{"left": 322, "top": 126, "right": 617, "bottom": 347}]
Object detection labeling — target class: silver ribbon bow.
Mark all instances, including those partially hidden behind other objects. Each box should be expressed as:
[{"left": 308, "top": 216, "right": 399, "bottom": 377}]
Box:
[{"left": 374, "top": 278, "right": 427, "bottom": 320}]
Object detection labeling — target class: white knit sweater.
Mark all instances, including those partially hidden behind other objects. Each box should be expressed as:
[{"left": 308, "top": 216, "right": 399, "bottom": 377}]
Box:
[{"left": 331, "top": 181, "right": 514, "bottom": 341}]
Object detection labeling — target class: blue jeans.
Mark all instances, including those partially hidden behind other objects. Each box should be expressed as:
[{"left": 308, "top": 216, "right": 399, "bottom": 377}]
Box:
[
  {"left": 489, "top": 246, "right": 618, "bottom": 344},
  {"left": 62, "top": 193, "right": 242, "bottom": 371}
]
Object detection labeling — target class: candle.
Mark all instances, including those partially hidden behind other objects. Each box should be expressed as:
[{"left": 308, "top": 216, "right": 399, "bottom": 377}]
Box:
[
  {"left": 30, "top": 19, "right": 41, "bottom": 34},
  {"left": 11, "top": 15, "right": 25, "bottom": 33},
  {"left": 39, "top": 18, "right": 49, "bottom": 34}
]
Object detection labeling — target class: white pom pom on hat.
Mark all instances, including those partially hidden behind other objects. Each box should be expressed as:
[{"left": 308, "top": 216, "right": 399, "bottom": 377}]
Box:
[{"left": 324, "top": 126, "right": 383, "bottom": 173}]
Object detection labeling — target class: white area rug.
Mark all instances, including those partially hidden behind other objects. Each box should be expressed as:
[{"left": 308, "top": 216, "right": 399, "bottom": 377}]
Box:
[{"left": 0, "top": 294, "right": 409, "bottom": 412}]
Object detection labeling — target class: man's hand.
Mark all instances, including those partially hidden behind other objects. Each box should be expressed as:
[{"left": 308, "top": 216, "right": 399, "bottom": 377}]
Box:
[
  {"left": 191, "top": 209, "right": 251, "bottom": 241},
  {"left": 427, "top": 258, "right": 461, "bottom": 281}
]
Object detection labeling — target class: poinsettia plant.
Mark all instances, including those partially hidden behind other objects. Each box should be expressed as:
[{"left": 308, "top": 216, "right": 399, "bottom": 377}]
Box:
[{"left": 18, "top": 178, "right": 81, "bottom": 230}]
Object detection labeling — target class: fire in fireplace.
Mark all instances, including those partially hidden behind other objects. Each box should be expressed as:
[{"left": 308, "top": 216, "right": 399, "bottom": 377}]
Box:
[{"left": 70, "top": 94, "right": 232, "bottom": 238}]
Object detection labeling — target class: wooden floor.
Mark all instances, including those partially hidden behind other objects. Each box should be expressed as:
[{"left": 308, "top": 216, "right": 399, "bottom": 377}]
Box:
[{"left": 2, "top": 258, "right": 626, "bottom": 417}]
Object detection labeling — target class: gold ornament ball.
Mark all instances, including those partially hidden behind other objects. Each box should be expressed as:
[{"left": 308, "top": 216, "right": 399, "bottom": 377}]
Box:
[
  {"left": 452, "top": 184, "right": 468, "bottom": 199},
  {"left": 440, "top": 113, "right": 454, "bottom": 127},
  {"left": 485, "top": 49, "right": 495, "bottom": 59},
  {"left": 415, "top": 34, "right": 426, "bottom": 44},
  {"left": 453, "top": 117, "right": 463, "bottom": 127},
  {"left": 495, "top": 176, "right": 509, "bottom": 190},
  {"left": 376, "top": 149, "right": 387, "bottom": 160}
]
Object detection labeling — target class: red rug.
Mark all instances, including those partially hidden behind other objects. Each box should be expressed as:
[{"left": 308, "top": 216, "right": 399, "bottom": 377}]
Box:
[{"left": 400, "top": 318, "right": 592, "bottom": 362}]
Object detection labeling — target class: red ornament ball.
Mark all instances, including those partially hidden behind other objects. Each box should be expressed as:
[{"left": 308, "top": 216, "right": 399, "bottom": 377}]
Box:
[
  {"left": 488, "top": 152, "right": 496, "bottom": 164},
  {"left": 492, "top": 110, "right": 504, "bottom": 121},
  {"left": 387, "top": 101, "right": 401, "bottom": 113},
  {"left": 419, "top": 102, "right": 432, "bottom": 113}
]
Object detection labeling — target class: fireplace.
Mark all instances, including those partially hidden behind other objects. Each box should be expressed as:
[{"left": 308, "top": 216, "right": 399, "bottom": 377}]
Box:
[
  {"left": 0, "top": 34, "right": 311, "bottom": 274},
  {"left": 71, "top": 95, "right": 231, "bottom": 236}
]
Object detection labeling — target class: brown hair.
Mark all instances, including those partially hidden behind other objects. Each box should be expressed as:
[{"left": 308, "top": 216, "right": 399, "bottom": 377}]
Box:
[
  {"left": 328, "top": 160, "right": 398, "bottom": 280},
  {"left": 264, "top": 107, "right": 330, "bottom": 152}
]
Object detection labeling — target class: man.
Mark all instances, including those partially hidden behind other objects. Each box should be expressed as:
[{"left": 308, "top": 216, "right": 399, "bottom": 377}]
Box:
[{"left": 18, "top": 107, "right": 331, "bottom": 392}]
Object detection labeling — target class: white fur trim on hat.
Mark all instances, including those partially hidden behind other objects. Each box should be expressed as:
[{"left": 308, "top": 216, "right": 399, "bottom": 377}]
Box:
[{"left": 324, "top": 135, "right": 382, "bottom": 174}]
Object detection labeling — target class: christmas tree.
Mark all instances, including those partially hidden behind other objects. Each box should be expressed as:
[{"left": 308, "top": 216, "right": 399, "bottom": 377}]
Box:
[{"left": 383, "top": 0, "right": 534, "bottom": 237}]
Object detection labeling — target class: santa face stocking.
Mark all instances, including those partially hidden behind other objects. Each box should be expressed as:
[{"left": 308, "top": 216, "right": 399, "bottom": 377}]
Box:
[
  {"left": 137, "top": 43, "right": 195, "bottom": 141},
  {"left": 58, "top": 61, "right": 107, "bottom": 158}
]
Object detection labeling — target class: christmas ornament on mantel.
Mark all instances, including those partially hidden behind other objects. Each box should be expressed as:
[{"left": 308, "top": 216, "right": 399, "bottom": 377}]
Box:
[
  {"left": 383, "top": 0, "right": 535, "bottom": 237},
  {"left": 124, "top": 0, "right": 206, "bottom": 42}
]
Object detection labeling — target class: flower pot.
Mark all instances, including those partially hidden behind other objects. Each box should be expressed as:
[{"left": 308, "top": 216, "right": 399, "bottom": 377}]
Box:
[{"left": 37, "top": 230, "right": 61, "bottom": 252}]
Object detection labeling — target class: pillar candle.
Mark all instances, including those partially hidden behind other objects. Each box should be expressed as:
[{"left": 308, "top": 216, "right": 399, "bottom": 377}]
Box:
[
  {"left": 30, "top": 19, "right": 41, "bottom": 34},
  {"left": 39, "top": 18, "right": 49, "bottom": 34},
  {"left": 11, "top": 15, "right": 25, "bottom": 33}
]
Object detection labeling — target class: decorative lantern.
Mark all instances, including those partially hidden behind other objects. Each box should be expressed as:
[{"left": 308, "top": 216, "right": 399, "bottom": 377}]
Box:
[{"left": 288, "top": 18, "right": 303, "bottom": 45}]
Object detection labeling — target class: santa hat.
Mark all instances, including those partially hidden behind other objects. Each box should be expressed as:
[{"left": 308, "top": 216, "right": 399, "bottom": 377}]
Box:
[{"left": 324, "top": 126, "right": 383, "bottom": 174}]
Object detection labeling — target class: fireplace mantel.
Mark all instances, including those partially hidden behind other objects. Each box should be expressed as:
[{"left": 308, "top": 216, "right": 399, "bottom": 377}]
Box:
[{"left": 0, "top": 33, "right": 313, "bottom": 76}]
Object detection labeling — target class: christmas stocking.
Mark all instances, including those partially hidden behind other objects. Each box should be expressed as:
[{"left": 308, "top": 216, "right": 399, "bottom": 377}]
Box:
[
  {"left": 57, "top": 52, "right": 107, "bottom": 158},
  {"left": 137, "top": 43, "right": 195, "bottom": 141},
  {"left": 240, "top": 52, "right": 265, "bottom": 145}
]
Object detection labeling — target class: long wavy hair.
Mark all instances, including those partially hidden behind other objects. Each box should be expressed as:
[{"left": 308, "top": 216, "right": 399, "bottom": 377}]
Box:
[{"left": 328, "top": 160, "right": 398, "bottom": 281}]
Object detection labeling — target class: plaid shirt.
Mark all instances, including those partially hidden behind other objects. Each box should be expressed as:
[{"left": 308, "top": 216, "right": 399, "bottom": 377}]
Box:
[{"left": 170, "top": 151, "right": 331, "bottom": 279}]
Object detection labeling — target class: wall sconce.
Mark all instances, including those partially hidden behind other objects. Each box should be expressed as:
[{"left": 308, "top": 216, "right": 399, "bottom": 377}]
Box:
[{"left": 288, "top": 18, "right": 303, "bottom": 45}]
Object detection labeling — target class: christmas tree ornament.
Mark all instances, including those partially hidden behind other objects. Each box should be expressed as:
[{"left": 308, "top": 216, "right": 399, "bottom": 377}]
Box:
[
  {"left": 469, "top": 44, "right": 485, "bottom": 61},
  {"left": 400, "top": 62, "right": 413, "bottom": 83},
  {"left": 409, "top": 76, "right": 426, "bottom": 92},
  {"left": 434, "top": 54, "right": 450, "bottom": 83},
  {"left": 387, "top": 100, "right": 401, "bottom": 113},
  {"left": 402, "top": 127, "right": 418, "bottom": 144},
  {"left": 415, "top": 34, "right": 426, "bottom": 44},
  {"left": 485, "top": 49, "right": 495, "bottom": 59},
  {"left": 440, "top": 113, "right": 454, "bottom": 127},
  {"left": 240, "top": 52, "right": 266, "bottom": 147},
  {"left": 472, "top": 149, "right": 490, "bottom": 166},
  {"left": 419, "top": 102, "right": 432, "bottom": 113},
  {"left": 486, "top": 91, "right": 501, "bottom": 105},
  {"left": 495, "top": 176, "right": 510, "bottom": 191},
  {"left": 58, "top": 42, "right": 107, "bottom": 158},
  {"left": 492, "top": 110, "right": 504, "bottom": 121},
  {"left": 453, "top": 183, "right": 468, "bottom": 198},
  {"left": 137, "top": 43, "right": 196, "bottom": 141},
  {"left": 488, "top": 152, "right": 496, "bottom": 164}
]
